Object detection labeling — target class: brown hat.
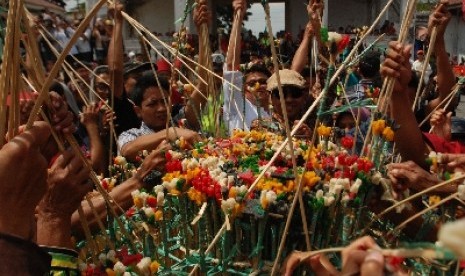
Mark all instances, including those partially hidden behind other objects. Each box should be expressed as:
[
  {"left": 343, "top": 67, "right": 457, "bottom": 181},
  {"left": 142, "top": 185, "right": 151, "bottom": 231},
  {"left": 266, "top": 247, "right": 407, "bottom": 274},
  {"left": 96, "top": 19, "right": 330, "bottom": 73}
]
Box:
[{"left": 267, "top": 69, "right": 306, "bottom": 91}]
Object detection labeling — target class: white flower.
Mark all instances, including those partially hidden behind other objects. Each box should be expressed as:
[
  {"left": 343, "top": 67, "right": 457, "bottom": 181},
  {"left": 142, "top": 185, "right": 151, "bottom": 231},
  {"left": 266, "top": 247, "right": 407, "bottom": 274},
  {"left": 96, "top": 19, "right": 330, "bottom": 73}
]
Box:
[
  {"left": 221, "top": 198, "right": 236, "bottom": 213},
  {"left": 114, "top": 261, "right": 127, "bottom": 274},
  {"left": 350, "top": 178, "right": 362, "bottom": 194},
  {"left": 458, "top": 184, "right": 465, "bottom": 201},
  {"left": 228, "top": 175, "right": 235, "bottom": 185},
  {"left": 316, "top": 189, "right": 324, "bottom": 199},
  {"left": 266, "top": 190, "right": 277, "bottom": 203},
  {"left": 324, "top": 196, "right": 335, "bottom": 206},
  {"left": 131, "top": 190, "right": 140, "bottom": 198},
  {"left": 144, "top": 207, "right": 155, "bottom": 217},
  {"left": 153, "top": 185, "right": 164, "bottom": 194},
  {"left": 106, "top": 250, "right": 116, "bottom": 262},
  {"left": 98, "top": 253, "right": 106, "bottom": 263},
  {"left": 136, "top": 257, "right": 152, "bottom": 276},
  {"left": 157, "top": 192, "right": 165, "bottom": 206},
  {"left": 438, "top": 219, "right": 465, "bottom": 259}
]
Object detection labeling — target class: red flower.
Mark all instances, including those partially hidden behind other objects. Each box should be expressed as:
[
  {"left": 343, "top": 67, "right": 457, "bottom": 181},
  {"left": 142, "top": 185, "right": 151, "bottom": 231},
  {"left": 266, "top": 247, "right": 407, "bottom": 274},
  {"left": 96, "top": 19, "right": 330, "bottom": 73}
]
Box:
[
  {"left": 165, "top": 151, "right": 172, "bottom": 161},
  {"left": 341, "top": 136, "right": 354, "bottom": 149},
  {"left": 146, "top": 196, "right": 157, "bottom": 208},
  {"left": 217, "top": 139, "right": 232, "bottom": 148},
  {"left": 166, "top": 160, "right": 182, "bottom": 172},
  {"left": 238, "top": 171, "right": 255, "bottom": 185},
  {"left": 125, "top": 207, "right": 135, "bottom": 217}
]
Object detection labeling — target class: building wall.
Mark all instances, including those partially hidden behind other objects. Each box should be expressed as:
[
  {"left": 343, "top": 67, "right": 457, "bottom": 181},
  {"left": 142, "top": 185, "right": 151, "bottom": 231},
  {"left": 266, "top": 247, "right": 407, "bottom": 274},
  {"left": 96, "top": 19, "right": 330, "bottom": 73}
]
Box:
[
  {"left": 123, "top": 1, "right": 176, "bottom": 54},
  {"left": 443, "top": 14, "right": 465, "bottom": 60}
]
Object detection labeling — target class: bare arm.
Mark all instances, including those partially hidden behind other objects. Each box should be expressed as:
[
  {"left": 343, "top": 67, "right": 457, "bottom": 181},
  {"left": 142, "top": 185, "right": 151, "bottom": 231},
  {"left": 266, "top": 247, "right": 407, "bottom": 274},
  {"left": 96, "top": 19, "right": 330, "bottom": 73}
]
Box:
[
  {"left": 120, "top": 127, "right": 201, "bottom": 162},
  {"left": 71, "top": 145, "right": 168, "bottom": 234},
  {"left": 427, "top": 2, "right": 456, "bottom": 113},
  {"left": 108, "top": 2, "right": 124, "bottom": 99},
  {"left": 184, "top": 0, "right": 210, "bottom": 130},
  {"left": 226, "top": 0, "right": 247, "bottom": 71},
  {"left": 291, "top": 2, "right": 322, "bottom": 72},
  {"left": 81, "top": 105, "right": 107, "bottom": 175},
  {"left": 382, "top": 42, "right": 428, "bottom": 168}
]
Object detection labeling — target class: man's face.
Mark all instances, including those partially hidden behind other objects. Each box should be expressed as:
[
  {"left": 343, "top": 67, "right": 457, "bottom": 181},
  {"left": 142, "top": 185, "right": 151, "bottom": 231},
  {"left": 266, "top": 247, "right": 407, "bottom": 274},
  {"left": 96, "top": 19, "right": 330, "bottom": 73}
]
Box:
[
  {"left": 417, "top": 53, "right": 424, "bottom": 61},
  {"left": 134, "top": 86, "right": 168, "bottom": 131},
  {"left": 244, "top": 72, "right": 269, "bottom": 107},
  {"left": 270, "top": 85, "right": 307, "bottom": 122}
]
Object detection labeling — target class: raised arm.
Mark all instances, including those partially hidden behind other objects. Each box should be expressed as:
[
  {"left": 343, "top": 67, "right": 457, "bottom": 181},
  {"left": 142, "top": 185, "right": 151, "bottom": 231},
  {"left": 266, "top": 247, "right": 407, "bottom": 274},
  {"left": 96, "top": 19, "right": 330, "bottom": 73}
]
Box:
[
  {"left": 226, "top": 0, "right": 247, "bottom": 71},
  {"left": 107, "top": 2, "right": 124, "bottom": 99},
  {"left": 291, "top": 1, "right": 322, "bottom": 73},
  {"left": 184, "top": 0, "right": 211, "bottom": 130},
  {"left": 381, "top": 41, "right": 428, "bottom": 168},
  {"left": 426, "top": 1, "right": 456, "bottom": 113}
]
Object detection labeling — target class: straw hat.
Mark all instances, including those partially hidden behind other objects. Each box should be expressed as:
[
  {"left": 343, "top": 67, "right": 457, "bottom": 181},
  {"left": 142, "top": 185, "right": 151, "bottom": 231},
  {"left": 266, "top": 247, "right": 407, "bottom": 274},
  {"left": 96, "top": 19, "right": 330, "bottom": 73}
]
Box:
[{"left": 267, "top": 69, "right": 306, "bottom": 91}]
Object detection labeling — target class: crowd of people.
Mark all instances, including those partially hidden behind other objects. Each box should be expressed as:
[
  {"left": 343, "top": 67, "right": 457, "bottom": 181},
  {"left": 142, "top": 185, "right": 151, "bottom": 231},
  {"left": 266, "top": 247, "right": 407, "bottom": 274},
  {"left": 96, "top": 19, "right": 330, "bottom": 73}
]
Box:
[{"left": 1, "top": 0, "right": 465, "bottom": 274}]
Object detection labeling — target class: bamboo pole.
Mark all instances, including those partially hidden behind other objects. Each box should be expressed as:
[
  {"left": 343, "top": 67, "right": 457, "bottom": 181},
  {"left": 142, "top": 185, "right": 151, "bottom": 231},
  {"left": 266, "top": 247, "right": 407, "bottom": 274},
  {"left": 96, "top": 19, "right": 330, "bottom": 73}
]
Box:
[{"left": 25, "top": 0, "right": 108, "bottom": 130}]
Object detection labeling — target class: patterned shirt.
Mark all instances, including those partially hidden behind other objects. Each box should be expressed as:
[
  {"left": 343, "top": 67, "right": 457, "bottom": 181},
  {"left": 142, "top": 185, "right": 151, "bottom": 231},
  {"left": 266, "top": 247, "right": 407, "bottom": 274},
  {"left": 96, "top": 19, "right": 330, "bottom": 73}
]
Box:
[
  {"left": 117, "top": 109, "right": 186, "bottom": 153},
  {"left": 117, "top": 122, "right": 155, "bottom": 153}
]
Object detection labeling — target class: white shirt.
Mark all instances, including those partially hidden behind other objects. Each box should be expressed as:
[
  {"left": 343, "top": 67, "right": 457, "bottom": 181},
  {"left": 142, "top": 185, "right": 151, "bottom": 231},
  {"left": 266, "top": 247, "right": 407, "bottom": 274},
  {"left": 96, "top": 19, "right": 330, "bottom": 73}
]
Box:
[
  {"left": 412, "top": 59, "right": 432, "bottom": 84},
  {"left": 75, "top": 28, "right": 92, "bottom": 53},
  {"left": 222, "top": 70, "right": 270, "bottom": 134}
]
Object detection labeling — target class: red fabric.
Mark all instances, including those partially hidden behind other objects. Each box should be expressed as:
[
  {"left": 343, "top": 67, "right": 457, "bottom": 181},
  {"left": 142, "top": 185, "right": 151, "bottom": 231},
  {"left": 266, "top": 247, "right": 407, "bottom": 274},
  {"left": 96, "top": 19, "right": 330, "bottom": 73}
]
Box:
[
  {"left": 6, "top": 91, "right": 34, "bottom": 106},
  {"left": 156, "top": 59, "right": 171, "bottom": 73},
  {"left": 171, "top": 88, "right": 183, "bottom": 105},
  {"left": 423, "top": 132, "right": 465, "bottom": 154}
]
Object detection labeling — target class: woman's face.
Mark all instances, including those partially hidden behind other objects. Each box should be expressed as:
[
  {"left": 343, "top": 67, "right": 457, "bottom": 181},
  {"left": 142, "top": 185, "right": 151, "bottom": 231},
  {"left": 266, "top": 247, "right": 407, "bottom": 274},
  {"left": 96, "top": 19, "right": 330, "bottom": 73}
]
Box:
[{"left": 94, "top": 73, "right": 110, "bottom": 100}]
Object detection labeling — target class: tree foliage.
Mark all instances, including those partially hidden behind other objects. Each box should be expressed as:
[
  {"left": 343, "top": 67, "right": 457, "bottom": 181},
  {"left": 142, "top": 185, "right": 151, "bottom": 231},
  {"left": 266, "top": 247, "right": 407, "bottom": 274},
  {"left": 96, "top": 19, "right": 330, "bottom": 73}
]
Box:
[{"left": 215, "top": 3, "right": 252, "bottom": 34}]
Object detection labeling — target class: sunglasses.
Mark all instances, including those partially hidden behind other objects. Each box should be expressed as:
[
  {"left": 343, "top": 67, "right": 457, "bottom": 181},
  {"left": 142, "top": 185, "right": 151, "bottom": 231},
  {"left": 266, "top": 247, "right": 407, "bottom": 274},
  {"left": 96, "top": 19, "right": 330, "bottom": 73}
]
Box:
[
  {"left": 271, "top": 87, "right": 304, "bottom": 99},
  {"left": 245, "top": 79, "right": 267, "bottom": 87}
]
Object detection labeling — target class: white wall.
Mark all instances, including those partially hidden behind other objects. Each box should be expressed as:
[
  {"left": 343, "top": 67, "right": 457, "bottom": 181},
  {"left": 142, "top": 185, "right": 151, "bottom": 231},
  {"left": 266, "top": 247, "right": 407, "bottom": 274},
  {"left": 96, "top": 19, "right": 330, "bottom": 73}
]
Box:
[
  {"left": 125, "top": 0, "right": 175, "bottom": 38},
  {"left": 444, "top": 14, "right": 465, "bottom": 59}
]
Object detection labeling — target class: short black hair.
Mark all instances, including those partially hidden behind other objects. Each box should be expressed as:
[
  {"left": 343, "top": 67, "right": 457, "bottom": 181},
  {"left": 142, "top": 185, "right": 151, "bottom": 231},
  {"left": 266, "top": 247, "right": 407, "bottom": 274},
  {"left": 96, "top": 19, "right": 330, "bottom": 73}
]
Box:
[
  {"left": 131, "top": 74, "right": 170, "bottom": 107},
  {"left": 94, "top": 66, "right": 109, "bottom": 75},
  {"left": 359, "top": 51, "right": 380, "bottom": 79},
  {"left": 244, "top": 63, "right": 271, "bottom": 78}
]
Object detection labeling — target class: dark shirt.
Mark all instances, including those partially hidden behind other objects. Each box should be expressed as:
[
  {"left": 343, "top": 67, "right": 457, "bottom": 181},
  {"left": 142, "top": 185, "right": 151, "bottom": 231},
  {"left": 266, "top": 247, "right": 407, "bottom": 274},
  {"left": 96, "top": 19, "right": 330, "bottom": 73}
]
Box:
[
  {"left": 113, "top": 91, "right": 141, "bottom": 136},
  {"left": 0, "top": 232, "right": 51, "bottom": 275}
]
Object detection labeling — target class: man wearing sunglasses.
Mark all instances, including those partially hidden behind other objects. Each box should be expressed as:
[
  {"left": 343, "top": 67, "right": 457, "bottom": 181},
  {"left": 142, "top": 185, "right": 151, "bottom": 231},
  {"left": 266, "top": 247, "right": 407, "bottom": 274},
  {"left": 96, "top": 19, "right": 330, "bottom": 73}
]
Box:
[
  {"left": 223, "top": 0, "right": 272, "bottom": 134},
  {"left": 252, "top": 69, "right": 313, "bottom": 137}
]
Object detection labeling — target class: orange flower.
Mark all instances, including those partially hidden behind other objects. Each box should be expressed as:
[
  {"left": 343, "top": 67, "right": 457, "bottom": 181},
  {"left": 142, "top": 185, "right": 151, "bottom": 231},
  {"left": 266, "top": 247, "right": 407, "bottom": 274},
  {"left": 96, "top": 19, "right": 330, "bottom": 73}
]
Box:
[
  {"left": 317, "top": 125, "right": 332, "bottom": 137},
  {"left": 382, "top": 127, "right": 394, "bottom": 142},
  {"left": 372, "top": 120, "right": 386, "bottom": 136}
]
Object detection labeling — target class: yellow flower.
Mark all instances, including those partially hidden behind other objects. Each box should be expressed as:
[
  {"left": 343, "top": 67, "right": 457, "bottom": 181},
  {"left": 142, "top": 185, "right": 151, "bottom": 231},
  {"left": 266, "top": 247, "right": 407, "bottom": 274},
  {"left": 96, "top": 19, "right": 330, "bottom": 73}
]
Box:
[
  {"left": 429, "top": 195, "right": 441, "bottom": 206},
  {"left": 372, "top": 120, "right": 386, "bottom": 136},
  {"left": 382, "top": 127, "right": 395, "bottom": 142},
  {"left": 187, "top": 187, "right": 206, "bottom": 205},
  {"left": 317, "top": 125, "right": 332, "bottom": 137},
  {"left": 302, "top": 171, "right": 320, "bottom": 188},
  {"left": 133, "top": 196, "right": 143, "bottom": 209},
  {"left": 155, "top": 210, "right": 163, "bottom": 221},
  {"left": 150, "top": 261, "right": 160, "bottom": 273}
]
